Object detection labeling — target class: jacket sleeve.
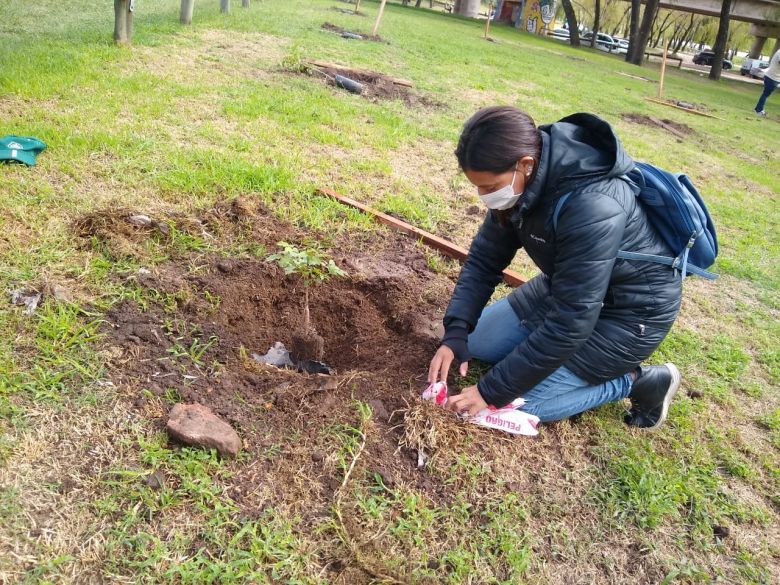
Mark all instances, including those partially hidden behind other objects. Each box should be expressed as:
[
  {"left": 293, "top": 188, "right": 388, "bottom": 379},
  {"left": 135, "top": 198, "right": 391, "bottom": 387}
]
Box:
[
  {"left": 478, "top": 193, "right": 627, "bottom": 408},
  {"left": 443, "top": 210, "right": 522, "bottom": 333}
]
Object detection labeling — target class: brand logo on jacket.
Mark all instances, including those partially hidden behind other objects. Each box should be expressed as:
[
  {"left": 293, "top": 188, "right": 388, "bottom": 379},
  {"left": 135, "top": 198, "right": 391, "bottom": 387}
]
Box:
[{"left": 528, "top": 234, "right": 547, "bottom": 244}]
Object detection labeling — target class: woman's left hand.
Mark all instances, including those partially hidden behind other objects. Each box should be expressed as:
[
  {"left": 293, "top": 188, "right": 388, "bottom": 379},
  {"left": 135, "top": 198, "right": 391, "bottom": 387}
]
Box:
[{"left": 447, "top": 385, "right": 489, "bottom": 417}]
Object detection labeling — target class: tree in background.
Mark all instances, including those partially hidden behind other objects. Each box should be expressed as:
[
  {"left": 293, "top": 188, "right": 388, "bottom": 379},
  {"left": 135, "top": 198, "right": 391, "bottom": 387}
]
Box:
[
  {"left": 709, "top": 0, "right": 732, "bottom": 79},
  {"left": 560, "top": 0, "right": 581, "bottom": 47},
  {"left": 626, "top": 0, "right": 660, "bottom": 64},
  {"left": 591, "top": 0, "right": 601, "bottom": 48},
  {"left": 626, "top": 0, "right": 640, "bottom": 60}
]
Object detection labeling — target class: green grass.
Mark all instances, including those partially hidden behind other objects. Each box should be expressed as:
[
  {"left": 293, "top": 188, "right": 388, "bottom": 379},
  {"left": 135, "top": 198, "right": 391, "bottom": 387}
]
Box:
[{"left": 1, "top": 0, "right": 779, "bottom": 582}]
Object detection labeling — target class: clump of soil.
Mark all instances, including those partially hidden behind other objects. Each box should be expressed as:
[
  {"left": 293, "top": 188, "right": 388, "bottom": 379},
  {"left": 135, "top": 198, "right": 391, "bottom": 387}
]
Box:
[
  {"left": 290, "top": 326, "right": 325, "bottom": 363},
  {"left": 621, "top": 112, "right": 694, "bottom": 136},
  {"left": 302, "top": 62, "right": 439, "bottom": 107},
  {"left": 321, "top": 22, "right": 382, "bottom": 42}
]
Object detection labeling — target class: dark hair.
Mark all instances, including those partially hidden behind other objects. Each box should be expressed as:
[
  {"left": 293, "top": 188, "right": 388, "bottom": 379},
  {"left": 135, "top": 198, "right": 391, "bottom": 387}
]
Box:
[{"left": 455, "top": 106, "right": 541, "bottom": 173}]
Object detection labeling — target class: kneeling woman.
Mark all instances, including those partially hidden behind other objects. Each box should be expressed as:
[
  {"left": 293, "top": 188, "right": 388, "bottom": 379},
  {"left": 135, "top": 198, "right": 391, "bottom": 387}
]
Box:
[{"left": 428, "top": 106, "right": 683, "bottom": 429}]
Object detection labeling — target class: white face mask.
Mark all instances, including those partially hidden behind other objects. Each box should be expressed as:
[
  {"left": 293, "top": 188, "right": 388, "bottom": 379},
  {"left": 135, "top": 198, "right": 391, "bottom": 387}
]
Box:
[{"left": 479, "top": 167, "right": 522, "bottom": 210}]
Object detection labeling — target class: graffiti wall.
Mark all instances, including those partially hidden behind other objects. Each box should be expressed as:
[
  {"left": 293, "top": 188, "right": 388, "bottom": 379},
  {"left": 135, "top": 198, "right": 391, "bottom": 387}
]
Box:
[{"left": 522, "top": 0, "right": 556, "bottom": 35}]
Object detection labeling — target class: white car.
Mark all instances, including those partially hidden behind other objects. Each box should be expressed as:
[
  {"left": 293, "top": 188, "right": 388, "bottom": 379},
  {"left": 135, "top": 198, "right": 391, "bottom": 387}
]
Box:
[
  {"left": 613, "top": 38, "right": 629, "bottom": 55},
  {"left": 582, "top": 32, "right": 619, "bottom": 53}
]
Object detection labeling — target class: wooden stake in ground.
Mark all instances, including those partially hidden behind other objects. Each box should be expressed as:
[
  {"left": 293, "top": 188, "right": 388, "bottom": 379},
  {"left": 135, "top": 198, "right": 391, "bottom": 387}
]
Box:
[
  {"left": 180, "top": 0, "right": 195, "bottom": 25},
  {"left": 372, "top": 0, "right": 388, "bottom": 36},
  {"left": 113, "top": 0, "right": 134, "bottom": 45},
  {"left": 657, "top": 38, "right": 669, "bottom": 100},
  {"left": 484, "top": 3, "right": 493, "bottom": 40},
  {"left": 354, "top": 0, "right": 362, "bottom": 14},
  {"left": 220, "top": 0, "right": 230, "bottom": 14}
]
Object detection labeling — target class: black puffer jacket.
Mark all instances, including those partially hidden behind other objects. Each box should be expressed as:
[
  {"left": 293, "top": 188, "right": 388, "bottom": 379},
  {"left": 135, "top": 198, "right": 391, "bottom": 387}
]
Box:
[{"left": 444, "top": 113, "right": 682, "bottom": 408}]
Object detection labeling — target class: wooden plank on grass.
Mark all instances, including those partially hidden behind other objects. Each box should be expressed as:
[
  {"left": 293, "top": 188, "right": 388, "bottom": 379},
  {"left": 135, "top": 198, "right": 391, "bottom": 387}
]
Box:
[
  {"left": 317, "top": 187, "right": 526, "bottom": 287},
  {"left": 645, "top": 97, "right": 725, "bottom": 120},
  {"left": 306, "top": 60, "right": 414, "bottom": 87}
]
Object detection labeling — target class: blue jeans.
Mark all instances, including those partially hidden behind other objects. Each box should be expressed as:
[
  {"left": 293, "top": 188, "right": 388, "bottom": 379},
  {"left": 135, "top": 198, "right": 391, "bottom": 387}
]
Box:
[
  {"left": 756, "top": 75, "right": 778, "bottom": 113},
  {"left": 468, "top": 297, "right": 633, "bottom": 423}
]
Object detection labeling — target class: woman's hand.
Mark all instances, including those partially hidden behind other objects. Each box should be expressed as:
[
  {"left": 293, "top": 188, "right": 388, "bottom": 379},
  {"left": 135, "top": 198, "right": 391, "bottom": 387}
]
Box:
[
  {"left": 447, "top": 385, "right": 488, "bottom": 417},
  {"left": 428, "top": 345, "right": 469, "bottom": 384}
]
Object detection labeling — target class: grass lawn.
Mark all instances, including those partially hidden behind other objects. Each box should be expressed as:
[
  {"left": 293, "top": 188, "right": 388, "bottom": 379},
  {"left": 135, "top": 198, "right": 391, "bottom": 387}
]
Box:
[{"left": 1, "top": 0, "right": 778, "bottom": 583}]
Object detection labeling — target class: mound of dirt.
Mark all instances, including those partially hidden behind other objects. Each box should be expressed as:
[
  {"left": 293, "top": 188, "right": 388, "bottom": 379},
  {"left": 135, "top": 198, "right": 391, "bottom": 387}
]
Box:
[
  {"left": 321, "top": 22, "right": 382, "bottom": 42},
  {"left": 303, "top": 61, "right": 439, "bottom": 107},
  {"left": 621, "top": 112, "right": 694, "bottom": 137}
]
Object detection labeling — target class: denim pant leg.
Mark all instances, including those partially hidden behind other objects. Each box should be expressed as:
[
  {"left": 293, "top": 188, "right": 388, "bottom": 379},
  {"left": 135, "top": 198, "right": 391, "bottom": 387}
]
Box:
[
  {"left": 518, "top": 368, "right": 633, "bottom": 423},
  {"left": 468, "top": 297, "right": 633, "bottom": 422},
  {"left": 756, "top": 76, "right": 778, "bottom": 112}
]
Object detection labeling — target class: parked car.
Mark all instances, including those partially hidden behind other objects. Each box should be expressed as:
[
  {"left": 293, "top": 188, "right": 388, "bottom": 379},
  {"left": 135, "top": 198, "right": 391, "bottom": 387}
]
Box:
[
  {"left": 582, "top": 32, "right": 619, "bottom": 53},
  {"left": 549, "top": 27, "right": 570, "bottom": 42},
  {"left": 692, "top": 50, "right": 732, "bottom": 69},
  {"left": 741, "top": 58, "right": 769, "bottom": 77},
  {"left": 750, "top": 65, "right": 767, "bottom": 80},
  {"left": 613, "top": 38, "right": 629, "bottom": 55}
]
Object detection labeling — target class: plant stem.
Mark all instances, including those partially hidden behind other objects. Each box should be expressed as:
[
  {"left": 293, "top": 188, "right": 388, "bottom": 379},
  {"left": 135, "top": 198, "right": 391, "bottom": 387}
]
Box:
[{"left": 304, "top": 287, "right": 310, "bottom": 329}]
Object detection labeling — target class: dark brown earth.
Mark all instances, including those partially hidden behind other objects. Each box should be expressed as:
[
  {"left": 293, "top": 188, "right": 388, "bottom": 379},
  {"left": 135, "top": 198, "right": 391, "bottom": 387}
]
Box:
[
  {"left": 303, "top": 60, "right": 439, "bottom": 106},
  {"left": 621, "top": 112, "right": 694, "bottom": 136},
  {"left": 91, "top": 201, "right": 459, "bottom": 517},
  {"left": 321, "top": 22, "right": 383, "bottom": 42}
]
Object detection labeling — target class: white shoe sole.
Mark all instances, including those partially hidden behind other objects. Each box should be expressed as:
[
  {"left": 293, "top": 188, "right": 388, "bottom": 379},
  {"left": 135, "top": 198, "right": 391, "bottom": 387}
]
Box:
[{"left": 646, "top": 363, "right": 681, "bottom": 430}]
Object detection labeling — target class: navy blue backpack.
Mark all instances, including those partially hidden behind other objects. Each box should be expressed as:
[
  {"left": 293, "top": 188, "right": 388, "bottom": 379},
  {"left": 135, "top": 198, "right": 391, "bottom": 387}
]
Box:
[{"left": 553, "top": 162, "right": 719, "bottom": 280}]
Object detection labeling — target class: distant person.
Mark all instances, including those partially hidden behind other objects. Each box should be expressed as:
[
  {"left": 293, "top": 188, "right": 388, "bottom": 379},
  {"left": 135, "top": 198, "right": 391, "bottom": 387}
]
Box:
[
  {"left": 755, "top": 49, "right": 780, "bottom": 116},
  {"left": 428, "top": 107, "right": 683, "bottom": 429}
]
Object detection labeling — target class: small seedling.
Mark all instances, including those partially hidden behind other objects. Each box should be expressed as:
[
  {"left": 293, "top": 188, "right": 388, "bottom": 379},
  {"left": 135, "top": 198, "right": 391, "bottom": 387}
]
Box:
[{"left": 266, "top": 241, "right": 346, "bottom": 329}]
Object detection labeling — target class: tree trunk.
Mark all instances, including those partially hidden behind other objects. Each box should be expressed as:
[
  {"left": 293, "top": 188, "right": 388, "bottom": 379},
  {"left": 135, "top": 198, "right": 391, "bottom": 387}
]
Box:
[
  {"left": 114, "top": 0, "right": 134, "bottom": 45},
  {"left": 180, "top": 0, "right": 195, "bottom": 25},
  {"left": 220, "top": 0, "right": 230, "bottom": 14},
  {"left": 456, "top": 0, "right": 480, "bottom": 17},
  {"left": 591, "top": 0, "right": 600, "bottom": 48},
  {"left": 627, "top": 0, "right": 659, "bottom": 65},
  {"left": 242, "top": 0, "right": 249, "bottom": 7},
  {"left": 709, "top": 0, "right": 731, "bottom": 80},
  {"left": 560, "top": 0, "right": 580, "bottom": 47},
  {"left": 625, "top": 0, "right": 640, "bottom": 61},
  {"left": 416, "top": 0, "right": 423, "bottom": 7}
]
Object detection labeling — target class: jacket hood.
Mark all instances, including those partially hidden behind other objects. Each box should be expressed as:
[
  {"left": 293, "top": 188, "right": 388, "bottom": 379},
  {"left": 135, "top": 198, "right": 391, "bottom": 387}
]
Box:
[{"left": 518, "top": 113, "right": 635, "bottom": 215}]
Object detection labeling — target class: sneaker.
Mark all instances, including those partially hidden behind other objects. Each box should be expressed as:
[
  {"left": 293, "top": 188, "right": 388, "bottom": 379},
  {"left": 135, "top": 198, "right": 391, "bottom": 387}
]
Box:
[
  {"left": 624, "top": 363, "right": 681, "bottom": 430},
  {"left": 756, "top": 110, "right": 767, "bottom": 117}
]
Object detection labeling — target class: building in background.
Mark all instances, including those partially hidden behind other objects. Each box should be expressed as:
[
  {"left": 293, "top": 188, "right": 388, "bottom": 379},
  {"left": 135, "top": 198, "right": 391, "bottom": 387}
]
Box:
[{"left": 493, "top": 0, "right": 557, "bottom": 35}]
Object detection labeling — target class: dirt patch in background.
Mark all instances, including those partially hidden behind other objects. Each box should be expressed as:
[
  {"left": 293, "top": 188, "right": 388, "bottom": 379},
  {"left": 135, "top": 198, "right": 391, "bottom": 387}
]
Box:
[
  {"left": 300, "top": 61, "right": 440, "bottom": 107},
  {"left": 321, "top": 22, "right": 384, "bottom": 42},
  {"left": 621, "top": 112, "right": 694, "bottom": 136}
]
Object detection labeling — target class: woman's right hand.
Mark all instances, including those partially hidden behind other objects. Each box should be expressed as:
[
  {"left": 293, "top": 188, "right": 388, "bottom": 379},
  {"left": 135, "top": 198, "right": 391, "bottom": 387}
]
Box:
[{"left": 427, "top": 345, "right": 469, "bottom": 384}]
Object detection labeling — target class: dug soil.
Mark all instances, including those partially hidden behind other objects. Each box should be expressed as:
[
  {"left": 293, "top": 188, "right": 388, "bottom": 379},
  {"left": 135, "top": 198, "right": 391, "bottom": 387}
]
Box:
[
  {"left": 81, "top": 200, "right": 647, "bottom": 582},
  {"left": 97, "top": 201, "right": 460, "bottom": 506}
]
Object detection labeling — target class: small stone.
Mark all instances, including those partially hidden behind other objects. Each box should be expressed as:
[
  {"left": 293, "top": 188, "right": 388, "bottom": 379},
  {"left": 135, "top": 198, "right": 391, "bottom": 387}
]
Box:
[
  {"left": 311, "top": 451, "right": 325, "bottom": 463},
  {"left": 466, "top": 204, "right": 482, "bottom": 216},
  {"left": 426, "top": 559, "right": 440, "bottom": 570},
  {"left": 127, "top": 214, "right": 153, "bottom": 227},
  {"left": 216, "top": 260, "right": 233, "bottom": 274},
  {"left": 145, "top": 470, "right": 165, "bottom": 490},
  {"left": 316, "top": 375, "right": 339, "bottom": 392},
  {"left": 713, "top": 524, "right": 730, "bottom": 539},
  {"left": 368, "top": 399, "right": 389, "bottom": 421},
  {"left": 48, "top": 284, "right": 73, "bottom": 303},
  {"left": 166, "top": 403, "right": 242, "bottom": 457},
  {"left": 688, "top": 389, "right": 704, "bottom": 399}
]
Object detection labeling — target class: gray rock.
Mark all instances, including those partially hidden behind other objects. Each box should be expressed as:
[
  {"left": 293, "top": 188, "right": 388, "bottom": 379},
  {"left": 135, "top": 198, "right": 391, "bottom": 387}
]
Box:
[{"left": 166, "top": 403, "right": 242, "bottom": 457}]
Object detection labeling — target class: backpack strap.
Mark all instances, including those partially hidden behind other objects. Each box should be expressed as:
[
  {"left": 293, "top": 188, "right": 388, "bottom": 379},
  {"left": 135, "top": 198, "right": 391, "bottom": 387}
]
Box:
[
  {"left": 553, "top": 190, "right": 717, "bottom": 280},
  {"left": 552, "top": 192, "right": 572, "bottom": 232},
  {"left": 615, "top": 250, "right": 718, "bottom": 279}
]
